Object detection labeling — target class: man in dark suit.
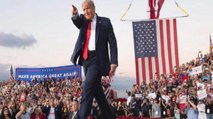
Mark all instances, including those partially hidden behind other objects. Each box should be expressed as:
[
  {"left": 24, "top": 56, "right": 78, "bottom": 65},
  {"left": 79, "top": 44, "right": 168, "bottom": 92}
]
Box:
[
  {"left": 42, "top": 99, "right": 63, "bottom": 119},
  {"left": 68, "top": 101, "right": 79, "bottom": 119},
  {"left": 71, "top": 0, "right": 118, "bottom": 119}
]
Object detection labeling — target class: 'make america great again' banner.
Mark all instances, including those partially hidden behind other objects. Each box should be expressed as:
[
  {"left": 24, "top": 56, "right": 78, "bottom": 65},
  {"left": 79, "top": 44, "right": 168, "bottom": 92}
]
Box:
[{"left": 15, "top": 65, "right": 81, "bottom": 81}]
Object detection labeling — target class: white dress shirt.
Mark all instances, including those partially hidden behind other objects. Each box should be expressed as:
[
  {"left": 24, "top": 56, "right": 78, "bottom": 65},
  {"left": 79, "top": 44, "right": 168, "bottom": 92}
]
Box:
[{"left": 88, "top": 15, "right": 97, "bottom": 51}]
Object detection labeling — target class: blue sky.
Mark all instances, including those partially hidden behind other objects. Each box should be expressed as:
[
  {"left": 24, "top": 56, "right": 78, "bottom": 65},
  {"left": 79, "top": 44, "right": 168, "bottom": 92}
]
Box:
[{"left": 0, "top": 0, "right": 213, "bottom": 97}]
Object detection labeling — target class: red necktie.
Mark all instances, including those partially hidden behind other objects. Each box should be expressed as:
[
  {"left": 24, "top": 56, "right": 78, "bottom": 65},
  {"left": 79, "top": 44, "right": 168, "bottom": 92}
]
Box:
[{"left": 83, "top": 22, "right": 91, "bottom": 60}]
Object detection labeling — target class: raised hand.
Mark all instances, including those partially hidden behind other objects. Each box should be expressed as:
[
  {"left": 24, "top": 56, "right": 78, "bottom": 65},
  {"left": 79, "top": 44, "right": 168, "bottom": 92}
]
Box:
[
  {"left": 20, "top": 103, "right": 26, "bottom": 112},
  {"left": 71, "top": 5, "right": 78, "bottom": 16}
]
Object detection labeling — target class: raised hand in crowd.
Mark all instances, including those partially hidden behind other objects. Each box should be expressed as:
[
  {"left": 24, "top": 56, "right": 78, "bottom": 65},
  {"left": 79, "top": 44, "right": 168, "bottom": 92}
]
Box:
[{"left": 15, "top": 103, "right": 26, "bottom": 119}]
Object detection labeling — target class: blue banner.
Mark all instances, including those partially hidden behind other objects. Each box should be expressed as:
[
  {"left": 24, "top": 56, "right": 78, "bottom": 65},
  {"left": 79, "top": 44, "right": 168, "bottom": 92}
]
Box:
[{"left": 15, "top": 65, "right": 82, "bottom": 81}]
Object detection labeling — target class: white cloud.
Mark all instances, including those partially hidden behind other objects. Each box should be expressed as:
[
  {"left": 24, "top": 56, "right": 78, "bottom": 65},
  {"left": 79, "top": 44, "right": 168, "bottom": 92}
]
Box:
[{"left": 0, "top": 32, "right": 37, "bottom": 48}]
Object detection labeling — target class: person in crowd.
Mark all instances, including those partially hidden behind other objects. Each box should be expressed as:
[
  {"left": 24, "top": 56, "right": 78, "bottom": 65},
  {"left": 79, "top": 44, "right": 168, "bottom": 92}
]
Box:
[
  {"left": 166, "top": 75, "right": 174, "bottom": 93},
  {"left": 151, "top": 98, "right": 161, "bottom": 118},
  {"left": 181, "top": 71, "right": 189, "bottom": 85},
  {"left": 126, "top": 91, "right": 132, "bottom": 107},
  {"left": 30, "top": 106, "right": 45, "bottom": 119},
  {"left": 174, "top": 104, "right": 180, "bottom": 119},
  {"left": 0, "top": 101, "right": 3, "bottom": 111},
  {"left": 140, "top": 98, "right": 150, "bottom": 118},
  {"left": 122, "top": 102, "right": 131, "bottom": 117},
  {"left": 15, "top": 103, "right": 33, "bottom": 119},
  {"left": 68, "top": 101, "right": 79, "bottom": 119},
  {"left": 0, "top": 106, "right": 15, "bottom": 119},
  {"left": 183, "top": 96, "right": 198, "bottom": 119},
  {"left": 209, "top": 87, "right": 213, "bottom": 98},
  {"left": 129, "top": 95, "right": 140, "bottom": 117},
  {"left": 91, "top": 100, "right": 102, "bottom": 119},
  {"left": 116, "top": 101, "right": 125, "bottom": 116},
  {"left": 61, "top": 99, "right": 69, "bottom": 119},
  {"left": 160, "top": 98, "right": 168, "bottom": 119},
  {"left": 42, "top": 99, "right": 63, "bottom": 119},
  {"left": 0, "top": 101, "right": 14, "bottom": 118},
  {"left": 166, "top": 100, "right": 175, "bottom": 118},
  {"left": 205, "top": 96, "right": 213, "bottom": 119},
  {"left": 8, "top": 101, "right": 17, "bottom": 118},
  {"left": 148, "top": 80, "right": 156, "bottom": 93},
  {"left": 197, "top": 100, "right": 206, "bottom": 119},
  {"left": 161, "top": 89, "right": 170, "bottom": 104},
  {"left": 132, "top": 84, "right": 141, "bottom": 95}
]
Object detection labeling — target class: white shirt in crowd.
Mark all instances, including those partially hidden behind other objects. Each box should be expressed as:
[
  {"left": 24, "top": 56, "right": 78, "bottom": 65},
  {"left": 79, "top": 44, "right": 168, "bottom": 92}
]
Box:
[
  {"left": 48, "top": 107, "right": 55, "bottom": 119},
  {"left": 196, "top": 81, "right": 205, "bottom": 90},
  {"left": 161, "top": 95, "right": 170, "bottom": 103},
  {"left": 127, "top": 96, "right": 132, "bottom": 106},
  {"left": 197, "top": 102, "right": 207, "bottom": 119}
]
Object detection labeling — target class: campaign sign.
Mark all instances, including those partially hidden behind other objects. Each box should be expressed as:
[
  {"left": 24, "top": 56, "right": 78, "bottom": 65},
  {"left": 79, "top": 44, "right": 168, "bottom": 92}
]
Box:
[
  {"left": 16, "top": 65, "right": 81, "bottom": 81},
  {"left": 179, "top": 95, "right": 187, "bottom": 104},
  {"left": 192, "top": 65, "right": 202, "bottom": 75},
  {"left": 197, "top": 89, "right": 207, "bottom": 100}
]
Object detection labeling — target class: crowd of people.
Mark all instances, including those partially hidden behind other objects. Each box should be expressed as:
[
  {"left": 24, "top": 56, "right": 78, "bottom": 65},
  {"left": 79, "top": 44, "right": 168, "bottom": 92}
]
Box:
[
  {"left": 0, "top": 76, "right": 84, "bottom": 119},
  {"left": 0, "top": 74, "right": 117, "bottom": 119},
  {"left": 114, "top": 52, "right": 213, "bottom": 119},
  {"left": 0, "top": 52, "right": 213, "bottom": 119}
]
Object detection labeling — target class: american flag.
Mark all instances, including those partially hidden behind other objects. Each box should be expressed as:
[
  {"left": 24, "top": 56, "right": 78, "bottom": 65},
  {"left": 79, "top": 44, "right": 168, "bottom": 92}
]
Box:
[
  {"left": 102, "top": 76, "right": 112, "bottom": 100},
  {"left": 210, "top": 35, "right": 212, "bottom": 53},
  {"left": 132, "top": 19, "right": 179, "bottom": 84},
  {"left": 148, "top": 0, "right": 165, "bottom": 19},
  {"left": 9, "top": 65, "right": 14, "bottom": 81}
]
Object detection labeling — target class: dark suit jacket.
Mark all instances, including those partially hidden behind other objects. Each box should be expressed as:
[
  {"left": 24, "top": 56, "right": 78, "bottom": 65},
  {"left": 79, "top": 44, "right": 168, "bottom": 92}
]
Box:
[
  {"left": 68, "top": 112, "right": 77, "bottom": 119},
  {"left": 71, "top": 14, "right": 118, "bottom": 76}
]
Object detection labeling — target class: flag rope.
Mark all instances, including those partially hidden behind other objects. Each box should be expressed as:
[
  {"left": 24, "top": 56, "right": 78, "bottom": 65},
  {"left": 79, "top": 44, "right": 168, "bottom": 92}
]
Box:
[
  {"left": 174, "top": 0, "right": 189, "bottom": 17},
  {"left": 120, "top": 0, "right": 134, "bottom": 21},
  {"left": 120, "top": 0, "right": 189, "bottom": 21}
]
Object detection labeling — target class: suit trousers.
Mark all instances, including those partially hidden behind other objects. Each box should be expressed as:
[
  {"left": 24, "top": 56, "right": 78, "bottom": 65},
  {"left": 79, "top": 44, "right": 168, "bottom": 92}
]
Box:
[{"left": 76, "top": 51, "right": 115, "bottom": 119}]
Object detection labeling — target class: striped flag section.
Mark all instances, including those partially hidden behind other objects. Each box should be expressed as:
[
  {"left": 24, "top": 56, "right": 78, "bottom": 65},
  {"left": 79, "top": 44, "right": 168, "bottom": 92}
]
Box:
[
  {"left": 132, "top": 19, "right": 179, "bottom": 85},
  {"left": 102, "top": 76, "right": 113, "bottom": 100}
]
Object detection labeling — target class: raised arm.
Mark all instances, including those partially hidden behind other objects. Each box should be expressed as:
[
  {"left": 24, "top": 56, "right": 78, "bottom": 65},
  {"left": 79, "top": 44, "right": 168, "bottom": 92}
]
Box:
[{"left": 71, "top": 5, "right": 83, "bottom": 29}]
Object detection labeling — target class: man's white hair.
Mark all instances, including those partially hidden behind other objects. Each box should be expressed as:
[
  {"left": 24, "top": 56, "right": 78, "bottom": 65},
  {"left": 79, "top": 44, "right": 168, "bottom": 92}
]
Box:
[{"left": 82, "top": 0, "right": 95, "bottom": 8}]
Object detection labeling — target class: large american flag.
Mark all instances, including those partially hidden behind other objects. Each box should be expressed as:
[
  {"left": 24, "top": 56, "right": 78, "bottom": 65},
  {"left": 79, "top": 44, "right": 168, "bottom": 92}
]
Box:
[{"left": 132, "top": 19, "right": 179, "bottom": 85}]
